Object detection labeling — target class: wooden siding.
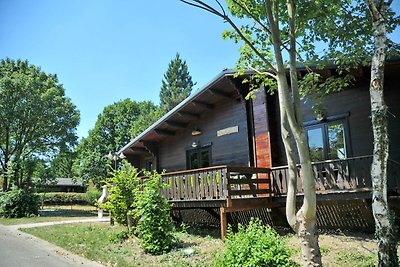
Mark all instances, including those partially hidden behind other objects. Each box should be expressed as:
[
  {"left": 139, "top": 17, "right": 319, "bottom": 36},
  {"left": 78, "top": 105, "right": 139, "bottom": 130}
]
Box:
[
  {"left": 158, "top": 98, "right": 250, "bottom": 172},
  {"left": 252, "top": 88, "right": 272, "bottom": 169},
  {"left": 268, "top": 75, "right": 400, "bottom": 165}
]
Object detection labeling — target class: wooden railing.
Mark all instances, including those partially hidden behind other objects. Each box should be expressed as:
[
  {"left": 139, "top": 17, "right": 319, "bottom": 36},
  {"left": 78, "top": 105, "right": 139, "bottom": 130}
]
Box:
[
  {"left": 159, "top": 166, "right": 272, "bottom": 202},
  {"left": 160, "top": 166, "right": 228, "bottom": 201},
  {"left": 271, "top": 155, "right": 400, "bottom": 195}
]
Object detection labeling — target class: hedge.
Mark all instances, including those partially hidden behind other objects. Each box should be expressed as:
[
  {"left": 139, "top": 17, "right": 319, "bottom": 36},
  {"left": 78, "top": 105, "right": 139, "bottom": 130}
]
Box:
[{"left": 36, "top": 192, "right": 88, "bottom": 205}]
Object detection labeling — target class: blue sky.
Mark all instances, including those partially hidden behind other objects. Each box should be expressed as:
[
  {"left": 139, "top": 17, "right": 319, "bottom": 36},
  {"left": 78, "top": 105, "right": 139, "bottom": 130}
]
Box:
[
  {"left": 1, "top": 1, "right": 399, "bottom": 139},
  {"left": 0, "top": 0, "right": 241, "bottom": 138}
]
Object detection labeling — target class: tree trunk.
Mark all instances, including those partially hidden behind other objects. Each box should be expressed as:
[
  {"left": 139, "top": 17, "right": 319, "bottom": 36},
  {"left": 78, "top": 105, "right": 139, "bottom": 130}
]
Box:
[
  {"left": 2, "top": 171, "right": 8, "bottom": 191},
  {"left": 2, "top": 157, "right": 9, "bottom": 191},
  {"left": 276, "top": 77, "right": 322, "bottom": 266},
  {"left": 265, "top": 0, "right": 321, "bottom": 264},
  {"left": 368, "top": 2, "right": 398, "bottom": 265}
]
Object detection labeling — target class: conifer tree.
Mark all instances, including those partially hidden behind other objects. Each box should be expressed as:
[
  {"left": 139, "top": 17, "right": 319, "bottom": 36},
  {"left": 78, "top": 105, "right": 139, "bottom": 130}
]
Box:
[{"left": 159, "top": 53, "right": 195, "bottom": 112}]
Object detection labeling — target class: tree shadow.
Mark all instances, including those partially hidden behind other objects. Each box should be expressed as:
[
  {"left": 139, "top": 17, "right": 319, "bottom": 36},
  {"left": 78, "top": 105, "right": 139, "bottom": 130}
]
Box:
[{"left": 38, "top": 208, "right": 98, "bottom": 218}]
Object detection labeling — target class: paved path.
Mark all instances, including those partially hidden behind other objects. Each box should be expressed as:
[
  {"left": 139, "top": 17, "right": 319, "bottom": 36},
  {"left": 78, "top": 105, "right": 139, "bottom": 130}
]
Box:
[{"left": 0, "top": 218, "right": 109, "bottom": 267}]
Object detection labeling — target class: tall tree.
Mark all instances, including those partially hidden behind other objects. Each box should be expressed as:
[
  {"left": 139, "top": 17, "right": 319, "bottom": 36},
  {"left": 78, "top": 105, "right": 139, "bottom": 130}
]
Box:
[
  {"left": 366, "top": 0, "right": 398, "bottom": 265},
  {"left": 0, "top": 58, "right": 80, "bottom": 191},
  {"left": 300, "top": 1, "right": 399, "bottom": 264},
  {"left": 159, "top": 53, "right": 195, "bottom": 112},
  {"left": 74, "top": 99, "right": 158, "bottom": 188}
]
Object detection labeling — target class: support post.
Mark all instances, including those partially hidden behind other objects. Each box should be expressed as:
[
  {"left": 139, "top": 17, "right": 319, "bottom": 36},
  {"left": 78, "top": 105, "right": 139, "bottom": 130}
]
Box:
[{"left": 220, "top": 207, "right": 227, "bottom": 240}]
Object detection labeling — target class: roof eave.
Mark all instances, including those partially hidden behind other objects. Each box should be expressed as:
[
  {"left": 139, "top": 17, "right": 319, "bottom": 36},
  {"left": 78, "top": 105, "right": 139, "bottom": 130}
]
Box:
[{"left": 118, "top": 69, "right": 238, "bottom": 154}]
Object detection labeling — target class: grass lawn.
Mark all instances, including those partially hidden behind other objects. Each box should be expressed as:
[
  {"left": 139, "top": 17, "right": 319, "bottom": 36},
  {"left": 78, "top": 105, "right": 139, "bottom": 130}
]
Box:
[
  {"left": 21, "top": 222, "right": 395, "bottom": 267},
  {"left": 22, "top": 223, "right": 222, "bottom": 267},
  {"left": 0, "top": 205, "right": 98, "bottom": 225}
]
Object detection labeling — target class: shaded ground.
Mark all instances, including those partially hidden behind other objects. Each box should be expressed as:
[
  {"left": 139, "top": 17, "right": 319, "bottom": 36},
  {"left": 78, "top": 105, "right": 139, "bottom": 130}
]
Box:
[{"left": 0, "top": 205, "right": 98, "bottom": 225}]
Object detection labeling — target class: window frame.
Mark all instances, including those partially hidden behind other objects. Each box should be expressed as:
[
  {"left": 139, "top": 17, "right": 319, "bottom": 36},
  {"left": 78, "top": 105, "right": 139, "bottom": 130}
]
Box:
[
  {"left": 305, "top": 116, "right": 352, "bottom": 161},
  {"left": 186, "top": 145, "right": 212, "bottom": 170}
]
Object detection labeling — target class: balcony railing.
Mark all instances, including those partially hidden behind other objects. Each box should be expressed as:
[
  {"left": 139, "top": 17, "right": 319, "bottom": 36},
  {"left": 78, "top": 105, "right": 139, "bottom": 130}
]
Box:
[
  {"left": 271, "top": 155, "right": 400, "bottom": 195},
  {"left": 159, "top": 166, "right": 272, "bottom": 202}
]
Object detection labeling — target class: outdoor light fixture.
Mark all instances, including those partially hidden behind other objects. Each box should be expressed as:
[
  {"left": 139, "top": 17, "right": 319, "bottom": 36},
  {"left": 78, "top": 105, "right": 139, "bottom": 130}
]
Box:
[
  {"left": 107, "top": 151, "right": 126, "bottom": 169},
  {"left": 191, "top": 141, "right": 199, "bottom": 148},
  {"left": 191, "top": 128, "right": 202, "bottom": 136}
]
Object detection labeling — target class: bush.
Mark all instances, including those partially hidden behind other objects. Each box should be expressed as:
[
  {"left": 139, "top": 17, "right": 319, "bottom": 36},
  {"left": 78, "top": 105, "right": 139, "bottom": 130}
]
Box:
[
  {"left": 134, "top": 171, "right": 175, "bottom": 255},
  {"left": 214, "top": 218, "right": 296, "bottom": 267},
  {"left": 85, "top": 189, "right": 102, "bottom": 206},
  {"left": 102, "top": 162, "right": 139, "bottom": 226},
  {"left": 0, "top": 188, "right": 39, "bottom": 218},
  {"left": 36, "top": 192, "right": 87, "bottom": 205}
]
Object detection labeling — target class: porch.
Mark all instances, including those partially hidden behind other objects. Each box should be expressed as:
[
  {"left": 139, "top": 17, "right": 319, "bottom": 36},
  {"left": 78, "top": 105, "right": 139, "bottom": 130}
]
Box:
[{"left": 158, "top": 155, "right": 400, "bottom": 238}]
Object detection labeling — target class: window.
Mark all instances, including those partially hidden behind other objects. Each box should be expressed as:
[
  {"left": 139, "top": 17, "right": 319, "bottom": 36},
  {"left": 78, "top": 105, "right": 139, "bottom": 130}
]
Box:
[
  {"left": 306, "top": 121, "right": 348, "bottom": 162},
  {"left": 187, "top": 146, "right": 211, "bottom": 169}
]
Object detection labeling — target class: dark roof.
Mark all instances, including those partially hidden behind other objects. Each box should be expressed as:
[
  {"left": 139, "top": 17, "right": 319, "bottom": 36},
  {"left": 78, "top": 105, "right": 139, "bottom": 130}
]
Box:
[
  {"left": 46, "top": 178, "right": 84, "bottom": 187},
  {"left": 118, "top": 68, "right": 246, "bottom": 155}
]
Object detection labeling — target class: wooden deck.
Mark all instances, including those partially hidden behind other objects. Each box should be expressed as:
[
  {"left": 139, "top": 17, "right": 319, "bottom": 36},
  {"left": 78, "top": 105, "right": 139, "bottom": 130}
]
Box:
[{"left": 158, "top": 156, "right": 400, "bottom": 238}]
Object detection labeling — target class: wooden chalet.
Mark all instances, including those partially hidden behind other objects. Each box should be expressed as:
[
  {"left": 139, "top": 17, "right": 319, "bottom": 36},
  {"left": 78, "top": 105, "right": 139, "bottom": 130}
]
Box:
[{"left": 119, "top": 61, "right": 400, "bottom": 237}]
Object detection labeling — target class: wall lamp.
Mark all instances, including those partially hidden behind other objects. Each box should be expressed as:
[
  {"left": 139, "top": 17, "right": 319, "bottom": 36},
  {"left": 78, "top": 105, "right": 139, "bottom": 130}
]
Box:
[{"left": 191, "top": 128, "right": 202, "bottom": 136}]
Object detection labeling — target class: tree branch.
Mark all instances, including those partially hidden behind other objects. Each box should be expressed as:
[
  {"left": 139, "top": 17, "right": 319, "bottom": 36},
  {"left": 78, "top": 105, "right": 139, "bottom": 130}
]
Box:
[
  {"left": 247, "top": 65, "right": 277, "bottom": 79},
  {"left": 180, "top": 0, "right": 278, "bottom": 73}
]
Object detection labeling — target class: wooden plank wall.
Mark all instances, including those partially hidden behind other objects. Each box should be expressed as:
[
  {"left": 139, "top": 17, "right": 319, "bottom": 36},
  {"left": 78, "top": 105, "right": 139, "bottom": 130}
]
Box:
[
  {"left": 158, "top": 98, "right": 250, "bottom": 171},
  {"left": 252, "top": 88, "right": 272, "bottom": 169},
  {"left": 251, "top": 88, "right": 272, "bottom": 190},
  {"left": 268, "top": 67, "right": 400, "bottom": 166}
]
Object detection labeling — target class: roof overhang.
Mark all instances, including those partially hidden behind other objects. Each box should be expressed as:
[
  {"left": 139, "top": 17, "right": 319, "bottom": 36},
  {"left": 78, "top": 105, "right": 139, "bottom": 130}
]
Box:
[{"left": 118, "top": 69, "right": 249, "bottom": 156}]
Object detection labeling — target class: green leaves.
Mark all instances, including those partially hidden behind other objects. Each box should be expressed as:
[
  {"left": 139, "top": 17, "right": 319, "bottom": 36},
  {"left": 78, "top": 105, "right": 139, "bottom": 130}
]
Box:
[
  {"left": 0, "top": 188, "right": 39, "bottom": 218},
  {"left": 299, "top": 72, "right": 354, "bottom": 117},
  {"left": 73, "top": 99, "right": 158, "bottom": 188},
  {"left": 0, "top": 58, "right": 80, "bottom": 190},
  {"left": 134, "top": 170, "right": 175, "bottom": 255},
  {"left": 215, "top": 218, "right": 296, "bottom": 267},
  {"left": 159, "top": 53, "right": 195, "bottom": 112},
  {"left": 102, "top": 161, "right": 140, "bottom": 226}
]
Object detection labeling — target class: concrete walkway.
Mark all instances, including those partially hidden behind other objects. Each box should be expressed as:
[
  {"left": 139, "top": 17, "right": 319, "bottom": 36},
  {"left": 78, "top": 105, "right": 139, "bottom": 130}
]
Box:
[{"left": 0, "top": 218, "right": 109, "bottom": 267}]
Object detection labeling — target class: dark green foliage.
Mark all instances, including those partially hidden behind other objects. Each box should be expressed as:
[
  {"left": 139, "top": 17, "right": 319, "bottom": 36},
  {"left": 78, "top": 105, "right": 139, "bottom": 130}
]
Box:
[
  {"left": 0, "top": 58, "right": 80, "bottom": 191},
  {"left": 130, "top": 108, "right": 163, "bottom": 138},
  {"left": 85, "top": 190, "right": 102, "bottom": 206},
  {"left": 37, "top": 192, "right": 87, "bottom": 205},
  {"left": 0, "top": 188, "right": 39, "bottom": 218},
  {"left": 134, "top": 171, "right": 174, "bottom": 255},
  {"left": 73, "top": 99, "right": 157, "bottom": 189},
  {"left": 159, "top": 53, "right": 195, "bottom": 112},
  {"left": 102, "top": 162, "right": 139, "bottom": 226},
  {"left": 215, "top": 218, "right": 296, "bottom": 267}
]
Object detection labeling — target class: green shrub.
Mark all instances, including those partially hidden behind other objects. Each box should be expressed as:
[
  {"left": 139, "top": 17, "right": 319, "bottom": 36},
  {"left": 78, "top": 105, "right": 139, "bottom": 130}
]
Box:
[
  {"left": 214, "top": 218, "right": 296, "bottom": 267},
  {"left": 36, "top": 192, "right": 87, "bottom": 205},
  {"left": 0, "top": 188, "right": 39, "bottom": 218},
  {"left": 102, "top": 162, "right": 139, "bottom": 226},
  {"left": 85, "top": 189, "right": 102, "bottom": 206},
  {"left": 134, "top": 171, "right": 174, "bottom": 255}
]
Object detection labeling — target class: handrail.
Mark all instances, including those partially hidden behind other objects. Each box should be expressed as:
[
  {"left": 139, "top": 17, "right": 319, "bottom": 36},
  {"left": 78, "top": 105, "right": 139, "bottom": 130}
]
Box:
[
  {"left": 270, "top": 155, "right": 375, "bottom": 195},
  {"left": 161, "top": 165, "right": 228, "bottom": 176},
  {"left": 270, "top": 155, "right": 374, "bottom": 171}
]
